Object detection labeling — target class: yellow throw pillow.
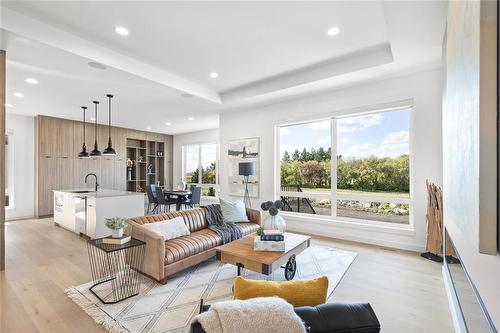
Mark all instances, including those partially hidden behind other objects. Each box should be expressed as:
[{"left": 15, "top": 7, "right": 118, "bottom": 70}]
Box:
[{"left": 233, "top": 276, "right": 328, "bottom": 307}]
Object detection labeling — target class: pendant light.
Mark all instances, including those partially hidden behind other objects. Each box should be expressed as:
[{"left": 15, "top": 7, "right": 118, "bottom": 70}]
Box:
[
  {"left": 78, "top": 106, "right": 90, "bottom": 158},
  {"left": 89, "top": 101, "right": 101, "bottom": 157},
  {"left": 102, "top": 94, "right": 116, "bottom": 156}
]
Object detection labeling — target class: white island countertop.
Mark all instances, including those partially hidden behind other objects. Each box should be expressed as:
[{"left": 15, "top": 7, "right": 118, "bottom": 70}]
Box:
[
  {"left": 53, "top": 188, "right": 145, "bottom": 239},
  {"left": 53, "top": 189, "right": 144, "bottom": 198}
]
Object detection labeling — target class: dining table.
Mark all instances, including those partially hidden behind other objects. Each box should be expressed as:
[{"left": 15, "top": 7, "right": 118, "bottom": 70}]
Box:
[{"left": 162, "top": 189, "right": 192, "bottom": 211}]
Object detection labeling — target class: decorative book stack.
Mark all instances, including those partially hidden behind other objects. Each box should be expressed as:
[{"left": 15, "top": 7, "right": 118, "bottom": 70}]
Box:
[
  {"left": 102, "top": 235, "right": 131, "bottom": 245},
  {"left": 254, "top": 230, "right": 285, "bottom": 251}
]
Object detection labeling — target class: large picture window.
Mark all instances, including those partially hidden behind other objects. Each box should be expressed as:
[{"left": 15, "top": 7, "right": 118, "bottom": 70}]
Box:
[
  {"left": 183, "top": 143, "right": 218, "bottom": 196},
  {"left": 279, "top": 108, "right": 410, "bottom": 224}
]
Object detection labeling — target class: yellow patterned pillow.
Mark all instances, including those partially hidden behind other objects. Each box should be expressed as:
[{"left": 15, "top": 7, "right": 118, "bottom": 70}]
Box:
[{"left": 233, "top": 276, "right": 328, "bottom": 307}]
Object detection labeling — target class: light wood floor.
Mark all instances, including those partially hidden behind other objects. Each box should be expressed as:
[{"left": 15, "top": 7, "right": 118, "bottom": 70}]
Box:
[{"left": 1, "top": 218, "right": 453, "bottom": 333}]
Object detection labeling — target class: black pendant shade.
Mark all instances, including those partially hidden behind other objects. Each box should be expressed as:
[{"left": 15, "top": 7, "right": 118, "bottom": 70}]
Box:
[
  {"left": 78, "top": 106, "right": 90, "bottom": 159},
  {"left": 102, "top": 94, "right": 116, "bottom": 156},
  {"left": 89, "top": 101, "right": 101, "bottom": 157}
]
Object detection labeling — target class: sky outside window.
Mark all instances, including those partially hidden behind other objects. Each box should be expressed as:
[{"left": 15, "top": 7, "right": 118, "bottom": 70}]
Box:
[
  {"left": 184, "top": 145, "right": 199, "bottom": 182},
  {"left": 280, "top": 109, "right": 409, "bottom": 159},
  {"left": 201, "top": 144, "right": 216, "bottom": 169}
]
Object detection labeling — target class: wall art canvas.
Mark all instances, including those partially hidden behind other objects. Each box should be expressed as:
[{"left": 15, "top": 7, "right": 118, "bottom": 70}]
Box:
[{"left": 227, "top": 137, "right": 259, "bottom": 198}]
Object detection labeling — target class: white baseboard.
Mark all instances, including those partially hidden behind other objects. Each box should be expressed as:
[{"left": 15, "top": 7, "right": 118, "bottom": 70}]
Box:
[{"left": 6, "top": 214, "right": 35, "bottom": 221}]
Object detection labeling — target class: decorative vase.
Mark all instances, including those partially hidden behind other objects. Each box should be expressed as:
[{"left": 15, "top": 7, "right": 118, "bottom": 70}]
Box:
[
  {"left": 262, "top": 214, "right": 286, "bottom": 233},
  {"left": 112, "top": 228, "right": 124, "bottom": 238}
]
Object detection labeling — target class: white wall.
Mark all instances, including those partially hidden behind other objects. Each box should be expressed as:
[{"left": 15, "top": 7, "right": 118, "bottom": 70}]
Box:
[
  {"left": 443, "top": 0, "right": 500, "bottom": 328},
  {"left": 172, "top": 129, "right": 219, "bottom": 186},
  {"left": 5, "top": 113, "right": 35, "bottom": 220},
  {"left": 219, "top": 69, "right": 443, "bottom": 252}
]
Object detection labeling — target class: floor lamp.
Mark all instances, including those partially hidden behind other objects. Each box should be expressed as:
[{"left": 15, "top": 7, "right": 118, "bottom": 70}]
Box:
[{"left": 239, "top": 162, "right": 256, "bottom": 208}]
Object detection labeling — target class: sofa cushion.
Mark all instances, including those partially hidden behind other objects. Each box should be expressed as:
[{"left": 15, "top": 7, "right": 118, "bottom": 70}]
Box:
[
  {"left": 164, "top": 223, "right": 259, "bottom": 265},
  {"left": 165, "top": 229, "right": 222, "bottom": 265},
  {"left": 128, "top": 208, "right": 208, "bottom": 232},
  {"left": 220, "top": 197, "right": 249, "bottom": 223},
  {"left": 143, "top": 216, "right": 190, "bottom": 240},
  {"left": 235, "top": 222, "right": 259, "bottom": 235}
]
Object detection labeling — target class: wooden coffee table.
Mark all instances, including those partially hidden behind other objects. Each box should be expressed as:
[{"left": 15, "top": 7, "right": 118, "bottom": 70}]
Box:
[{"left": 215, "top": 232, "right": 311, "bottom": 280}]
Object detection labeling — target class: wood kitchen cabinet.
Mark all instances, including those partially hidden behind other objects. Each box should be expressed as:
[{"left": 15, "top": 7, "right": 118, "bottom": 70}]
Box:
[
  {"left": 35, "top": 115, "right": 173, "bottom": 217},
  {"left": 37, "top": 117, "right": 74, "bottom": 158},
  {"left": 37, "top": 156, "right": 57, "bottom": 216},
  {"left": 37, "top": 116, "right": 58, "bottom": 157},
  {"left": 57, "top": 157, "right": 74, "bottom": 190},
  {"left": 146, "top": 132, "right": 164, "bottom": 142},
  {"left": 126, "top": 129, "right": 146, "bottom": 141},
  {"left": 114, "top": 159, "right": 126, "bottom": 190},
  {"left": 113, "top": 127, "right": 127, "bottom": 159},
  {"left": 100, "top": 158, "right": 115, "bottom": 189},
  {"left": 36, "top": 156, "right": 74, "bottom": 216},
  {"left": 56, "top": 119, "right": 74, "bottom": 157},
  {"left": 73, "top": 158, "right": 92, "bottom": 189},
  {"left": 72, "top": 119, "right": 94, "bottom": 157}
]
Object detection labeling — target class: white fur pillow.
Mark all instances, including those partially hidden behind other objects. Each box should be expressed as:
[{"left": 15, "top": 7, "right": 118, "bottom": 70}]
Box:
[{"left": 143, "top": 216, "right": 190, "bottom": 240}]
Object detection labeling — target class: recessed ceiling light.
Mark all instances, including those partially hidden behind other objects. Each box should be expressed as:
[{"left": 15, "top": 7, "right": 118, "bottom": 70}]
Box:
[
  {"left": 188, "top": 116, "right": 194, "bottom": 121},
  {"left": 146, "top": 126, "right": 151, "bottom": 130},
  {"left": 209, "top": 72, "right": 219, "bottom": 79},
  {"left": 115, "top": 26, "right": 129, "bottom": 36},
  {"left": 90, "top": 117, "right": 96, "bottom": 121},
  {"left": 165, "top": 122, "right": 171, "bottom": 126},
  {"left": 5, "top": 103, "right": 13, "bottom": 108},
  {"left": 25, "top": 78, "right": 38, "bottom": 85},
  {"left": 88, "top": 62, "right": 107, "bottom": 70},
  {"left": 13, "top": 92, "right": 24, "bottom": 98},
  {"left": 327, "top": 26, "right": 340, "bottom": 36}
]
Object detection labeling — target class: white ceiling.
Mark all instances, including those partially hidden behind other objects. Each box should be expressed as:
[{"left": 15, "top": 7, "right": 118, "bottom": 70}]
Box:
[
  {"left": 1, "top": 29, "right": 221, "bottom": 133},
  {"left": 0, "top": 1, "right": 447, "bottom": 134}
]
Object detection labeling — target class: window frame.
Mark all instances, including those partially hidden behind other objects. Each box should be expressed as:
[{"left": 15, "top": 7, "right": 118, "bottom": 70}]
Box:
[
  {"left": 276, "top": 107, "right": 412, "bottom": 227},
  {"left": 5, "top": 131, "right": 14, "bottom": 210},
  {"left": 182, "top": 142, "right": 219, "bottom": 196}
]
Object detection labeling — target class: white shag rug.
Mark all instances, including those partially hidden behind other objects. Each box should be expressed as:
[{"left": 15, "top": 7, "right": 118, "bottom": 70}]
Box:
[{"left": 66, "top": 246, "right": 357, "bottom": 333}]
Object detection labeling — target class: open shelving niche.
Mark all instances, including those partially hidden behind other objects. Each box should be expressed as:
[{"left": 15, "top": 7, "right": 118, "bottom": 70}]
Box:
[{"left": 126, "top": 138, "right": 165, "bottom": 192}]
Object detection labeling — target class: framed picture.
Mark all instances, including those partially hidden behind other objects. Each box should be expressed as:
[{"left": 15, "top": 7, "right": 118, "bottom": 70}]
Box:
[
  {"left": 227, "top": 137, "right": 259, "bottom": 198},
  {"left": 228, "top": 137, "right": 259, "bottom": 159}
]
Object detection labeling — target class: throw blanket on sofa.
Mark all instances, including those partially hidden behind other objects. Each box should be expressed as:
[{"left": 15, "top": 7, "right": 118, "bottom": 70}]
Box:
[
  {"left": 204, "top": 204, "right": 242, "bottom": 244},
  {"left": 191, "top": 297, "right": 306, "bottom": 333}
]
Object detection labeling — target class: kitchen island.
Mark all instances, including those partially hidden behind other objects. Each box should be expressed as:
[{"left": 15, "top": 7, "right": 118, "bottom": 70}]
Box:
[{"left": 53, "top": 189, "right": 144, "bottom": 239}]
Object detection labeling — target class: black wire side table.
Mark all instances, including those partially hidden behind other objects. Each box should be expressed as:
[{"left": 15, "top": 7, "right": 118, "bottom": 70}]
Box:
[{"left": 87, "top": 237, "right": 146, "bottom": 304}]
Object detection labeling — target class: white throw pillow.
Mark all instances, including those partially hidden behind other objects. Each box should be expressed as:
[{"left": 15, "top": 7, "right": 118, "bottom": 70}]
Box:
[
  {"left": 143, "top": 216, "right": 190, "bottom": 240},
  {"left": 219, "top": 197, "right": 249, "bottom": 223}
]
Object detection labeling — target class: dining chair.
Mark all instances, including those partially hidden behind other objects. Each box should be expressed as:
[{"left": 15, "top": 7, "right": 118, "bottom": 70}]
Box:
[
  {"left": 146, "top": 184, "right": 158, "bottom": 214},
  {"left": 183, "top": 186, "right": 202, "bottom": 209},
  {"left": 155, "top": 187, "right": 170, "bottom": 213}
]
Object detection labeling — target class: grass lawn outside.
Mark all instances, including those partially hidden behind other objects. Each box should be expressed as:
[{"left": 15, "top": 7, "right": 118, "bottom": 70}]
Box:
[{"left": 299, "top": 187, "right": 410, "bottom": 198}]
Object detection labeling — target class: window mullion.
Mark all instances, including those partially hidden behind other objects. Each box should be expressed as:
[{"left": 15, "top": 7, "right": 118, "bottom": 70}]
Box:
[
  {"left": 182, "top": 145, "right": 186, "bottom": 184},
  {"left": 198, "top": 144, "right": 202, "bottom": 186},
  {"left": 331, "top": 118, "right": 337, "bottom": 217}
]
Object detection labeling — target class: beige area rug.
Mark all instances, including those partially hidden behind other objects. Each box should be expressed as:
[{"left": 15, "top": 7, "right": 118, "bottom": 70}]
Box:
[{"left": 66, "top": 246, "right": 357, "bottom": 333}]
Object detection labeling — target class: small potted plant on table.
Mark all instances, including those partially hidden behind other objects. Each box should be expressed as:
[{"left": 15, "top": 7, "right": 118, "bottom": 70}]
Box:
[{"left": 105, "top": 217, "right": 128, "bottom": 238}]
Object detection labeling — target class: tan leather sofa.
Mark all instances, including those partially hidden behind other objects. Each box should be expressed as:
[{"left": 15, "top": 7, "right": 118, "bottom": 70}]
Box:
[{"left": 126, "top": 207, "right": 261, "bottom": 284}]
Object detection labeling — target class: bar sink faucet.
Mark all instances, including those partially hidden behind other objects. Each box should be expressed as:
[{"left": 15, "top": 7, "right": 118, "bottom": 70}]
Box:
[{"left": 85, "top": 173, "right": 99, "bottom": 192}]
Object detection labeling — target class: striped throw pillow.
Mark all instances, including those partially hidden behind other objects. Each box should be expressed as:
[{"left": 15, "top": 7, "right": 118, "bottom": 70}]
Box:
[{"left": 219, "top": 197, "right": 249, "bottom": 223}]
